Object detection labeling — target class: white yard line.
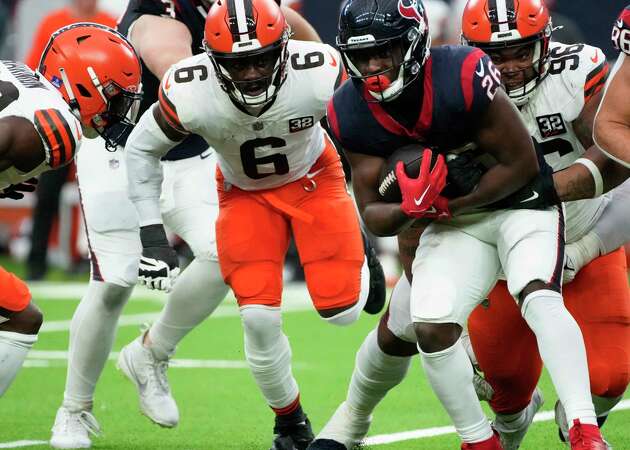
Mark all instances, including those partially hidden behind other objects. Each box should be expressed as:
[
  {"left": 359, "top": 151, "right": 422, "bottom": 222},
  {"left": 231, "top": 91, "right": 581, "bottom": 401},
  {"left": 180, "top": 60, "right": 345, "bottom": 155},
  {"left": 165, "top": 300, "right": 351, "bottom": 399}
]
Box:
[
  {"left": 3, "top": 400, "right": 629, "bottom": 448},
  {"left": 36, "top": 282, "right": 314, "bottom": 334},
  {"left": 24, "top": 350, "right": 307, "bottom": 370},
  {"left": 0, "top": 442, "right": 47, "bottom": 449},
  {"left": 364, "top": 399, "right": 630, "bottom": 446}
]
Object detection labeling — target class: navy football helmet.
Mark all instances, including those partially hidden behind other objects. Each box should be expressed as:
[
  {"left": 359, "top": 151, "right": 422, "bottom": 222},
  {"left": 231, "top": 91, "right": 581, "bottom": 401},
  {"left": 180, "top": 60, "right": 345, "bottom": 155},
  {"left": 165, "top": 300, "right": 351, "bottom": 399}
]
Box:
[{"left": 337, "top": 0, "right": 431, "bottom": 101}]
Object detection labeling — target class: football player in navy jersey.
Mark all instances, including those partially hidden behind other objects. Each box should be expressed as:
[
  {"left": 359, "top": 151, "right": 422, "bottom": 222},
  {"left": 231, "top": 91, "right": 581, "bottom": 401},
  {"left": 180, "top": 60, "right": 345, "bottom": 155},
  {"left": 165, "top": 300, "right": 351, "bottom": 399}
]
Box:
[
  {"left": 50, "top": 1, "right": 326, "bottom": 448},
  {"left": 594, "top": 5, "right": 630, "bottom": 168},
  {"left": 308, "top": 0, "right": 606, "bottom": 449}
]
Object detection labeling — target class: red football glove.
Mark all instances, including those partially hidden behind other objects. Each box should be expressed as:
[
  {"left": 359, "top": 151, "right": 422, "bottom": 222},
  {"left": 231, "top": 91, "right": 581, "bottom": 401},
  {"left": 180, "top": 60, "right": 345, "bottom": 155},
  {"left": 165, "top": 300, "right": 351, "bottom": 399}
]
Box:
[{"left": 396, "top": 148, "right": 450, "bottom": 219}]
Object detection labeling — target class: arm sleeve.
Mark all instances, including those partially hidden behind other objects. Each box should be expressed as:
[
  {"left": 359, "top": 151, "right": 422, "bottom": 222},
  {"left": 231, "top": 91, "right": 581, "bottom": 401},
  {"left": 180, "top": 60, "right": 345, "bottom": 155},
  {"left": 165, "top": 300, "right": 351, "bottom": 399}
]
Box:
[{"left": 125, "top": 105, "right": 179, "bottom": 226}]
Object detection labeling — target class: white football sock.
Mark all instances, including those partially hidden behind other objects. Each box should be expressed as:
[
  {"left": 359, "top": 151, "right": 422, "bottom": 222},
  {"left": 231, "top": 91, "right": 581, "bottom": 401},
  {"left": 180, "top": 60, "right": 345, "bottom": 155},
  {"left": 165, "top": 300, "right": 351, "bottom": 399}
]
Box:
[
  {"left": 147, "top": 258, "right": 229, "bottom": 360},
  {"left": 240, "top": 305, "right": 299, "bottom": 410},
  {"left": 63, "top": 281, "right": 132, "bottom": 412},
  {"left": 0, "top": 330, "right": 37, "bottom": 396},
  {"left": 521, "top": 290, "right": 596, "bottom": 427},
  {"left": 346, "top": 329, "right": 411, "bottom": 418},
  {"left": 592, "top": 394, "right": 622, "bottom": 418},
  {"left": 419, "top": 338, "right": 493, "bottom": 443}
]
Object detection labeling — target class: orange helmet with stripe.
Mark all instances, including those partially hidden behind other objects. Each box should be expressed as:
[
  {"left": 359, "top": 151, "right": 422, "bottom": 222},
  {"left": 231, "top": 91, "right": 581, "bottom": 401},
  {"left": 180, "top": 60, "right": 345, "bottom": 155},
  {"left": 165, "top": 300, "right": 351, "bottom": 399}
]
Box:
[
  {"left": 38, "top": 23, "right": 142, "bottom": 149},
  {"left": 461, "top": 0, "right": 552, "bottom": 105},
  {"left": 203, "top": 0, "right": 290, "bottom": 107}
]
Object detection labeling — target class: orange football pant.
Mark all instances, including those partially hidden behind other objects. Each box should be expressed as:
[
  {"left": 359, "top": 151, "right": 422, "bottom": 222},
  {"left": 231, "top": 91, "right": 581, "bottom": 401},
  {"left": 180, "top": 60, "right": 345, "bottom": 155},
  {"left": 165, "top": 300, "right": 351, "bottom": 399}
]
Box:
[
  {"left": 216, "top": 141, "right": 364, "bottom": 312},
  {"left": 468, "top": 247, "right": 630, "bottom": 414},
  {"left": 0, "top": 266, "right": 31, "bottom": 312}
]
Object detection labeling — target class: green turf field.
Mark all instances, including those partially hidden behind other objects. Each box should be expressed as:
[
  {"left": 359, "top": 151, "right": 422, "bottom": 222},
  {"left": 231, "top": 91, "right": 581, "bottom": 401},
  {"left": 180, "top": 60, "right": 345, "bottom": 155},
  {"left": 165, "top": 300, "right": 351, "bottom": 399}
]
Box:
[{"left": 1, "top": 283, "right": 629, "bottom": 449}]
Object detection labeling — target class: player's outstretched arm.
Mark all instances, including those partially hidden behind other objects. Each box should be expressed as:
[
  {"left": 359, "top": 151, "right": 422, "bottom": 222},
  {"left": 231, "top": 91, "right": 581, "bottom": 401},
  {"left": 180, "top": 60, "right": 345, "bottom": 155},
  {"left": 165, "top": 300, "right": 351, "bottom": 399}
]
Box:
[
  {"left": 594, "top": 55, "right": 630, "bottom": 169},
  {"left": 447, "top": 89, "right": 539, "bottom": 215},
  {"left": 553, "top": 89, "right": 630, "bottom": 201},
  {"left": 347, "top": 150, "right": 415, "bottom": 236},
  {"left": 128, "top": 14, "right": 194, "bottom": 81},
  {"left": 125, "top": 104, "right": 185, "bottom": 291},
  {"left": 282, "top": 6, "right": 321, "bottom": 42}
]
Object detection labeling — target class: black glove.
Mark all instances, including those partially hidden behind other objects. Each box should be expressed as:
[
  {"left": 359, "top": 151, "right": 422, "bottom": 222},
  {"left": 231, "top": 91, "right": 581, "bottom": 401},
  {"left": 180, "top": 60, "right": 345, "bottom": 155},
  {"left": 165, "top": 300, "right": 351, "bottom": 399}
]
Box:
[
  {"left": 490, "top": 157, "right": 561, "bottom": 210},
  {"left": 138, "top": 224, "right": 180, "bottom": 292},
  {"left": 443, "top": 151, "right": 486, "bottom": 199},
  {"left": 0, "top": 178, "right": 38, "bottom": 200}
]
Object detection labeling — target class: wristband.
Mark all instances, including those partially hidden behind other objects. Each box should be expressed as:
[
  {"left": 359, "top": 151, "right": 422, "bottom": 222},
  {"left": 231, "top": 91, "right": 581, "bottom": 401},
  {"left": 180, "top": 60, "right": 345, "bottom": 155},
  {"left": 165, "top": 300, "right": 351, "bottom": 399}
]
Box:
[{"left": 574, "top": 158, "right": 603, "bottom": 197}]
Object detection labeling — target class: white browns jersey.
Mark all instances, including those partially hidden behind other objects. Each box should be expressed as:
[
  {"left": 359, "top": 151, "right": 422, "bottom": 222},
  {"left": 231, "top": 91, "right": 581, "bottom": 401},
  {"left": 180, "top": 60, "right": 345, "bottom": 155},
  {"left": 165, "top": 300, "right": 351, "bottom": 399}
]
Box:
[
  {"left": 0, "top": 60, "right": 82, "bottom": 190},
  {"left": 157, "top": 39, "right": 344, "bottom": 191},
  {"left": 519, "top": 42, "right": 609, "bottom": 242}
]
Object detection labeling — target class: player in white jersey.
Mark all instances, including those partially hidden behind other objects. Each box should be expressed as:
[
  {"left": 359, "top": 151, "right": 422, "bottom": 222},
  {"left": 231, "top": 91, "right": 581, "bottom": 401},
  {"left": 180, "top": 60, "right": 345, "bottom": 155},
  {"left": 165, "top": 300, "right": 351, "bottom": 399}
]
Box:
[
  {"left": 594, "top": 5, "right": 630, "bottom": 169},
  {"left": 0, "top": 23, "right": 141, "bottom": 401},
  {"left": 309, "top": 3, "right": 627, "bottom": 450},
  {"left": 49, "top": 2, "right": 333, "bottom": 449},
  {"left": 122, "top": 1, "right": 384, "bottom": 448}
]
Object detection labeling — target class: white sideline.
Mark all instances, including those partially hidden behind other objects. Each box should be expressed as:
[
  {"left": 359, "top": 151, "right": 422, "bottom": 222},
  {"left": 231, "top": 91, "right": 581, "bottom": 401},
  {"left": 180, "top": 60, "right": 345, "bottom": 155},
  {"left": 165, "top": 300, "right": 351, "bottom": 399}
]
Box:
[{"left": 2, "top": 400, "right": 630, "bottom": 448}]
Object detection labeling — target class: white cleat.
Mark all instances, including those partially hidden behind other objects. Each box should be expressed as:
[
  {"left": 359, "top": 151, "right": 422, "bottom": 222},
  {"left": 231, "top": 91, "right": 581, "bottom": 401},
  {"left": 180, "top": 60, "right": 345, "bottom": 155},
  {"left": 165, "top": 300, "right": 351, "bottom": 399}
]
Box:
[
  {"left": 493, "top": 388, "right": 544, "bottom": 450},
  {"left": 117, "top": 335, "right": 179, "bottom": 428},
  {"left": 315, "top": 401, "right": 371, "bottom": 449},
  {"left": 50, "top": 407, "right": 100, "bottom": 449}
]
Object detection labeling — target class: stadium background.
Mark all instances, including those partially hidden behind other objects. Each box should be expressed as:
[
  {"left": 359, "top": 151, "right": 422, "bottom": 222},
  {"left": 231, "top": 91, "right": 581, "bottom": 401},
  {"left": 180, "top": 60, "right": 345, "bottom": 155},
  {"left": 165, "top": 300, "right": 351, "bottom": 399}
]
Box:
[{"left": 0, "top": 1, "right": 629, "bottom": 449}]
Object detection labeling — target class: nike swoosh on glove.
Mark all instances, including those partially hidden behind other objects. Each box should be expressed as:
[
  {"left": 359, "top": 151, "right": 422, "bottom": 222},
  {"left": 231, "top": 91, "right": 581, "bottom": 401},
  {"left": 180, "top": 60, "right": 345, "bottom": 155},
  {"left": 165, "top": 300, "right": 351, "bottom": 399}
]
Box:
[
  {"left": 139, "top": 224, "right": 180, "bottom": 292},
  {"left": 396, "top": 148, "right": 450, "bottom": 219}
]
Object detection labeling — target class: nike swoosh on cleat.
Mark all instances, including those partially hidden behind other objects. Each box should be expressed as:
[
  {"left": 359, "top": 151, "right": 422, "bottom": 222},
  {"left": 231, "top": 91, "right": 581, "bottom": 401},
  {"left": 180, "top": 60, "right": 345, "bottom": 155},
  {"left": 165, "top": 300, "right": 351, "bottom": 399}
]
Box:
[
  {"left": 520, "top": 191, "right": 539, "bottom": 203},
  {"left": 414, "top": 185, "right": 431, "bottom": 206}
]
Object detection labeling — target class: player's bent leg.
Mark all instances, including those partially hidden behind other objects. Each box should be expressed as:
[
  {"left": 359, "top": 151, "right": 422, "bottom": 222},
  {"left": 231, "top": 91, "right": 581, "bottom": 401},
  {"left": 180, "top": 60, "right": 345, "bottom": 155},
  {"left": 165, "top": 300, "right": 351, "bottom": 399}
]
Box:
[
  {"left": 468, "top": 281, "right": 544, "bottom": 450},
  {"left": 312, "top": 277, "right": 416, "bottom": 449},
  {"left": 564, "top": 179, "right": 630, "bottom": 283},
  {"left": 240, "top": 305, "right": 313, "bottom": 450},
  {"left": 555, "top": 248, "right": 630, "bottom": 445},
  {"left": 412, "top": 224, "right": 500, "bottom": 446}
]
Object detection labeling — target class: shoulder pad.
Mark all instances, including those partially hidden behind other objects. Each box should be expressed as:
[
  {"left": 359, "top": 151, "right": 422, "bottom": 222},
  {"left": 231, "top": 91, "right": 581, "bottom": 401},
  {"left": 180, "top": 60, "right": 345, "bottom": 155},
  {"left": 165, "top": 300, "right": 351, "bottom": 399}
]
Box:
[
  {"left": 547, "top": 42, "right": 609, "bottom": 104},
  {"left": 158, "top": 56, "right": 209, "bottom": 134}
]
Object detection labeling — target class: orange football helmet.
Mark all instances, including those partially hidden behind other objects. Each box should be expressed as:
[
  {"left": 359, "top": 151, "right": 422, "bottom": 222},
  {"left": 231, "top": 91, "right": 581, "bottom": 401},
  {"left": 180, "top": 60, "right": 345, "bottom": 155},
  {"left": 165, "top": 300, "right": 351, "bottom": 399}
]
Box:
[
  {"left": 38, "top": 23, "right": 142, "bottom": 149},
  {"left": 461, "top": 0, "right": 552, "bottom": 105},
  {"left": 203, "top": 0, "right": 290, "bottom": 107}
]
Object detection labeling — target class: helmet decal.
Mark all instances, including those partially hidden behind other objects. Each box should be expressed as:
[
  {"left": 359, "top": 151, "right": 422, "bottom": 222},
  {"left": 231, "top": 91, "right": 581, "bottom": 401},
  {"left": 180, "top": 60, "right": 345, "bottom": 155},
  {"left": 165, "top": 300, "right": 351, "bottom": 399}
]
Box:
[{"left": 398, "top": 0, "right": 423, "bottom": 24}]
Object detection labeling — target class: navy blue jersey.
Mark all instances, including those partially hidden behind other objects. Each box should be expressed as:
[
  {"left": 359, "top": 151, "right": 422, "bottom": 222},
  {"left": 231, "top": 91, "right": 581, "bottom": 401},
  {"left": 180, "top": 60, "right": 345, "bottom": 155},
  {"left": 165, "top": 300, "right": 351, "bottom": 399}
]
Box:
[
  {"left": 327, "top": 45, "right": 501, "bottom": 159},
  {"left": 118, "top": 0, "right": 208, "bottom": 160}
]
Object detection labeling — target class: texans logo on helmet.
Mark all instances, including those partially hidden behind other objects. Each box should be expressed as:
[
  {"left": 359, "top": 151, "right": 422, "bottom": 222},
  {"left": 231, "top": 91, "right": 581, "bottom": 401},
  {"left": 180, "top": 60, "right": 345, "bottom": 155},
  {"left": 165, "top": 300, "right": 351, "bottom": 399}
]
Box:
[{"left": 398, "top": 0, "right": 423, "bottom": 24}]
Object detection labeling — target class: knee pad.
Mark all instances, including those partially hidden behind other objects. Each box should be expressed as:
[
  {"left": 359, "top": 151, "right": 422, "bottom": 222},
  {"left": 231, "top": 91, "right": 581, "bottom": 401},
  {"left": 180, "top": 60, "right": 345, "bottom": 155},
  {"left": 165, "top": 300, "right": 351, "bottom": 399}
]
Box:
[
  {"left": 587, "top": 344, "right": 630, "bottom": 398},
  {"left": 0, "top": 268, "right": 31, "bottom": 313},
  {"left": 306, "top": 259, "right": 365, "bottom": 312},
  {"left": 240, "top": 306, "right": 284, "bottom": 362},
  {"left": 308, "top": 259, "right": 368, "bottom": 326},
  {"left": 229, "top": 262, "right": 282, "bottom": 307}
]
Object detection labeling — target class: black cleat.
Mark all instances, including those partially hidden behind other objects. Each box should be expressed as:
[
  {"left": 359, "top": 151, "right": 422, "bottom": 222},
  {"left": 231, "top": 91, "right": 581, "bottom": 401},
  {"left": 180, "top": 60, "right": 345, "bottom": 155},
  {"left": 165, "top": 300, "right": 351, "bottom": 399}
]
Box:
[
  {"left": 362, "top": 232, "right": 386, "bottom": 315},
  {"left": 307, "top": 439, "right": 347, "bottom": 450},
  {"left": 271, "top": 414, "right": 315, "bottom": 450}
]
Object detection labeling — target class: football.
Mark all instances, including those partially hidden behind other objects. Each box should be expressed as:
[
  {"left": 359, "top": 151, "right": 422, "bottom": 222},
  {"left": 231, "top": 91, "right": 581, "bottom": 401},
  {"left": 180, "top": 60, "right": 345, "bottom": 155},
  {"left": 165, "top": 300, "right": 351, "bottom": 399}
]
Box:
[{"left": 377, "top": 143, "right": 485, "bottom": 203}]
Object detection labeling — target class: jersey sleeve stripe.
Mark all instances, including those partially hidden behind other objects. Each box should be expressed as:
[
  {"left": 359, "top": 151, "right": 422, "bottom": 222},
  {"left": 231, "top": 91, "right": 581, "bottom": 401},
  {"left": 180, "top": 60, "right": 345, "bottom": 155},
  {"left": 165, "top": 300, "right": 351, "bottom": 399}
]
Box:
[
  {"left": 460, "top": 49, "right": 485, "bottom": 112},
  {"left": 326, "top": 99, "right": 342, "bottom": 143},
  {"left": 47, "top": 109, "right": 77, "bottom": 164},
  {"left": 584, "top": 62, "right": 609, "bottom": 102},
  {"left": 34, "top": 109, "right": 61, "bottom": 168},
  {"left": 158, "top": 86, "right": 187, "bottom": 133}
]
